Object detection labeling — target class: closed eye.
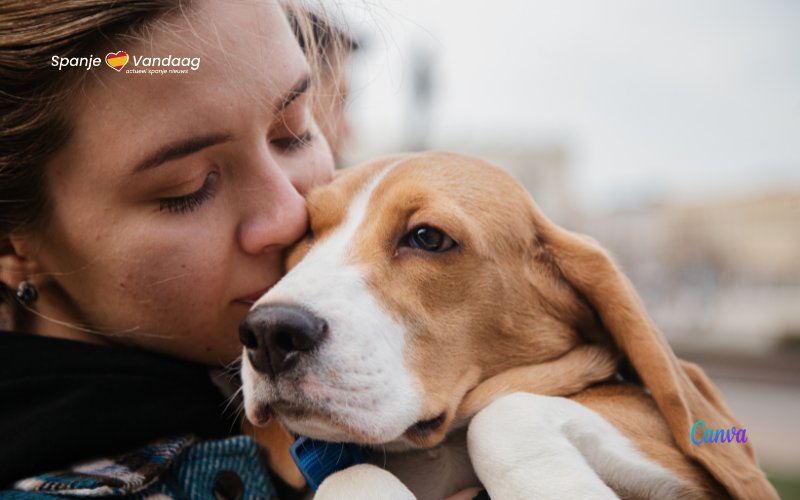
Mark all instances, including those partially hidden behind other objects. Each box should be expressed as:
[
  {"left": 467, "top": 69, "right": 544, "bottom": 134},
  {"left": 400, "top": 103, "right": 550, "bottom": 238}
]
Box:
[
  {"left": 158, "top": 170, "right": 219, "bottom": 214},
  {"left": 271, "top": 129, "right": 314, "bottom": 151}
]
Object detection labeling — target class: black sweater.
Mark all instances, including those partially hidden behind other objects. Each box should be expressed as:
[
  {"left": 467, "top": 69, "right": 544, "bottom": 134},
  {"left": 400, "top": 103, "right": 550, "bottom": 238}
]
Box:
[{"left": 0, "top": 331, "right": 238, "bottom": 487}]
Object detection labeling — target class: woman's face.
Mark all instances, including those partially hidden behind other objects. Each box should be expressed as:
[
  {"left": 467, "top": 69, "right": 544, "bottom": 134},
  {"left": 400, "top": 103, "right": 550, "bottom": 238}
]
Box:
[{"left": 24, "top": 0, "right": 333, "bottom": 364}]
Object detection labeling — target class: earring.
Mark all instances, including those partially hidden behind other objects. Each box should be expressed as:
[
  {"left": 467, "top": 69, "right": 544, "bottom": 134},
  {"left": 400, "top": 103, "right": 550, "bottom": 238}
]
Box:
[{"left": 15, "top": 281, "right": 38, "bottom": 306}]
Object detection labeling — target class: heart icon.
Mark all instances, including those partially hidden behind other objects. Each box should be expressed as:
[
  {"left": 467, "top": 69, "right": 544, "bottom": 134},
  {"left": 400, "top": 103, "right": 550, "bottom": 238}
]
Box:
[{"left": 105, "top": 51, "right": 129, "bottom": 72}]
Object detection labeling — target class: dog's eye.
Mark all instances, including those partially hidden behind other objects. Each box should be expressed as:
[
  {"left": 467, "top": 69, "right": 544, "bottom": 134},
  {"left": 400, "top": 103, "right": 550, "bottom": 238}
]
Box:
[{"left": 406, "top": 226, "right": 457, "bottom": 252}]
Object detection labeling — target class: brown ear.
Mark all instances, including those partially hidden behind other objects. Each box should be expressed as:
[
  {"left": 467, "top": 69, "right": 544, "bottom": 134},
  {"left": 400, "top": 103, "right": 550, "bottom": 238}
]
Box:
[{"left": 532, "top": 206, "right": 777, "bottom": 500}]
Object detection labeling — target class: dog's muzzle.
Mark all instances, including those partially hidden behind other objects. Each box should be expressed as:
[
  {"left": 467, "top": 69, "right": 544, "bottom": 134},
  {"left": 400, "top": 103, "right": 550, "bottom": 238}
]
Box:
[{"left": 239, "top": 303, "right": 328, "bottom": 378}]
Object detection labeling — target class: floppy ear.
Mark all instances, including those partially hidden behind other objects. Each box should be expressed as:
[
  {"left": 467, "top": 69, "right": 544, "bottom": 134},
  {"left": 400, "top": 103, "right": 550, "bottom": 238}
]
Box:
[{"left": 531, "top": 206, "right": 777, "bottom": 500}]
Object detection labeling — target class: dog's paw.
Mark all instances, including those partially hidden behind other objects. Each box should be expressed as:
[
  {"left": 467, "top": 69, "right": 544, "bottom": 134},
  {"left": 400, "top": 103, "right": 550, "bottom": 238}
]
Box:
[{"left": 315, "top": 464, "right": 416, "bottom": 500}]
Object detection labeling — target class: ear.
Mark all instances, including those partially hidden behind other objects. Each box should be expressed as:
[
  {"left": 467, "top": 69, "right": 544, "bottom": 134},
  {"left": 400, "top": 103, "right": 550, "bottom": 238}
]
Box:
[
  {"left": 530, "top": 205, "right": 777, "bottom": 500},
  {"left": 0, "top": 233, "right": 41, "bottom": 290}
]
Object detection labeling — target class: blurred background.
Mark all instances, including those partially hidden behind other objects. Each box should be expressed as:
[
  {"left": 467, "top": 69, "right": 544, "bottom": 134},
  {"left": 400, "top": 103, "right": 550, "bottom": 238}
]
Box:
[{"left": 319, "top": 0, "right": 800, "bottom": 496}]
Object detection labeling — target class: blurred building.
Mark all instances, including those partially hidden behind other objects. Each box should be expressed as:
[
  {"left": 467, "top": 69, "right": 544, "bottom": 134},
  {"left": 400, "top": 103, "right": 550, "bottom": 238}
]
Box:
[
  {"left": 436, "top": 139, "right": 577, "bottom": 227},
  {"left": 582, "top": 192, "right": 800, "bottom": 353}
]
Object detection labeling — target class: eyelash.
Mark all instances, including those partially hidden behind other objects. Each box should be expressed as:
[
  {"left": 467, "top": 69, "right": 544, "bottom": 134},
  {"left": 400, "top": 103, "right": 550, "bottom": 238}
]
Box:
[
  {"left": 271, "top": 129, "right": 314, "bottom": 151},
  {"left": 159, "top": 171, "right": 219, "bottom": 214},
  {"left": 156, "top": 126, "right": 312, "bottom": 215}
]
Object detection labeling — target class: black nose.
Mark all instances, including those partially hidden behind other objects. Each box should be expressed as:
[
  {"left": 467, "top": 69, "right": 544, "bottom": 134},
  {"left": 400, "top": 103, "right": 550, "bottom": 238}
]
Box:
[{"left": 239, "top": 303, "right": 328, "bottom": 378}]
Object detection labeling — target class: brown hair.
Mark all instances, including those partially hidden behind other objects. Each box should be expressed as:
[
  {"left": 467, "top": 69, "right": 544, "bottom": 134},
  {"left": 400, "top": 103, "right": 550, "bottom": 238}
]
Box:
[
  {"left": 289, "top": 8, "right": 360, "bottom": 74},
  {"left": 288, "top": 5, "right": 359, "bottom": 162},
  {"left": 0, "top": 1, "right": 182, "bottom": 237},
  {"left": 0, "top": 1, "right": 187, "bottom": 325},
  {"left": 0, "top": 0, "right": 342, "bottom": 326}
]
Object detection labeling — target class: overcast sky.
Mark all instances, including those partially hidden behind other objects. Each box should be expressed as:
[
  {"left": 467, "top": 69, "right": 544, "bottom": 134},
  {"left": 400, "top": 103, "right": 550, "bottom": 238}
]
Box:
[{"left": 340, "top": 0, "right": 800, "bottom": 211}]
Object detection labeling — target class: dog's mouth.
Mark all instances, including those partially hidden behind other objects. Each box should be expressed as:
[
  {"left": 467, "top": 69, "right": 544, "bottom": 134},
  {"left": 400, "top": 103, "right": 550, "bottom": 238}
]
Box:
[
  {"left": 403, "top": 412, "right": 447, "bottom": 444},
  {"left": 271, "top": 400, "right": 324, "bottom": 422},
  {"left": 267, "top": 399, "right": 448, "bottom": 447},
  {"left": 270, "top": 401, "right": 391, "bottom": 444},
  {"left": 251, "top": 404, "right": 275, "bottom": 426}
]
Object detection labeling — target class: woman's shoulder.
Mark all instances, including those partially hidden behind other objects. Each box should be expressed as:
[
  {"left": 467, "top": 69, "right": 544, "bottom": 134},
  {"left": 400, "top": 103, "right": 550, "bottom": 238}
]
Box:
[{"left": 2, "top": 434, "right": 277, "bottom": 499}]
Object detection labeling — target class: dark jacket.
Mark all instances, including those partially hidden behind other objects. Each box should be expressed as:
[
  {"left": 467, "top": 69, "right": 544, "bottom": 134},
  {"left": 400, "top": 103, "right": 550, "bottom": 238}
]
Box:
[{"left": 0, "top": 332, "right": 276, "bottom": 499}]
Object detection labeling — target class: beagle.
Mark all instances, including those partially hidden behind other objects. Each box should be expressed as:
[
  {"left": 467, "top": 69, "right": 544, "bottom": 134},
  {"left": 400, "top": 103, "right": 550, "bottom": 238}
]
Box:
[{"left": 239, "top": 152, "right": 777, "bottom": 499}]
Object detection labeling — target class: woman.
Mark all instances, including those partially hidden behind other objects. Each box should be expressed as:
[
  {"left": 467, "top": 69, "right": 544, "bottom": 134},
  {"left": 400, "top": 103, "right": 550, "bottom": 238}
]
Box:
[{"left": 0, "top": 0, "right": 334, "bottom": 496}]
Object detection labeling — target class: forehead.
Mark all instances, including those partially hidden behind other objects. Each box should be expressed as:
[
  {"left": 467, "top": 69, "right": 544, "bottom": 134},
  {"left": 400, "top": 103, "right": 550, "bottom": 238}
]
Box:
[
  {"left": 55, "top": 0, "right": 305, "bottom": 177},
  {"left": 307, "top": 154, "right": 537, "bottom": 252},
  {"left": 312, "top": 154, "right": 532, "bottom": 217}
]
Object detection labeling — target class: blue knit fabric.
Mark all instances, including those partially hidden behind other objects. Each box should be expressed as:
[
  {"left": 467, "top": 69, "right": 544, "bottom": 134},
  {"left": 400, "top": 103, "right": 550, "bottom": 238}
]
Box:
[
  {"left": 155, "top": 436, "right": 275, "bottom": 500},
  {"left": 1, "top": 435, "right": 276, "bottom": 499}
]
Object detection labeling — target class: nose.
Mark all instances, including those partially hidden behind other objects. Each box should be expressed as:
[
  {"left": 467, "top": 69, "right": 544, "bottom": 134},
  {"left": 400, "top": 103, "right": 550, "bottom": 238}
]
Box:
[
  {"left": 237, "top": 159, "right": 309, "bottom": 256},
  {"left": 239, "top": 303, "right": 328, "bottom": 377}
]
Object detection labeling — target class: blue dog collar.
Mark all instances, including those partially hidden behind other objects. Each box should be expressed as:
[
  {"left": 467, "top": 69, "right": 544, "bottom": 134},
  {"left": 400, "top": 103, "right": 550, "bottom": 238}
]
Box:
[{"left": 290, "top": 436, "right": 366, "bottom": 491}]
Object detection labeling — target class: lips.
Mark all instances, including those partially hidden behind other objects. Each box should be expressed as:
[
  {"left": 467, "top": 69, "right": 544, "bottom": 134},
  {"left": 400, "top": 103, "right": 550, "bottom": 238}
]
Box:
[
  {"left": 404, "top": 412, "right": 446, "bottom": 442},
  {"left": 271, "top": 402, "right": 395, "bottom": 445},
  {"left": 250, "top": 404, "right": 274, "bottom": 426},
  {"left": 235, "top": 286, "right": 271, "bottom": 305}
]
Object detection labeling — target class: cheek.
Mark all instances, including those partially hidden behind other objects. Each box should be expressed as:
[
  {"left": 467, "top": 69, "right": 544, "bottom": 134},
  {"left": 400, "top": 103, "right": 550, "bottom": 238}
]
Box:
[
  {"left": 111, "top": 232, "right": 224, "bottom": 309},
  {"left": 296, "top": 134, "right": 334, "bottom": 194},
  {"left": 406, "top": 323, "right": 474, "bottom": 381},
  {"left": 89, "top": 231, "right": 243, "bottom": 361},
  {"left": 120, "top": 251, "right": 203, "bottom": 303},
  {"left": 372, "top": 258, "right": 492, "bottom": 393},
  {"left": 65, "top": 221, "right": 229, "bottom": 331},
  {"left": 377, "top": 256, "right": 482, "bottom": 325}
]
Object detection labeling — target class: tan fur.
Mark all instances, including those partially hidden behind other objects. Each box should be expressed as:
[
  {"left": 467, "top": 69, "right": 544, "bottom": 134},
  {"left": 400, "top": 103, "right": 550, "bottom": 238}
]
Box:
[
  {"left": 572, "top": 384, "right": 728, "bottom": 499},
  {"left": 455, "top": 344, "right": 619, "bottom": 423},
  {"left": 243, "top": 417, "right": 306, "bottom": 489},
  {"left": 531, "top": 196, "right": 777, "bottom": 499},
  {"left": 256, "top": 152, "right": 776, "bottom": 499}
]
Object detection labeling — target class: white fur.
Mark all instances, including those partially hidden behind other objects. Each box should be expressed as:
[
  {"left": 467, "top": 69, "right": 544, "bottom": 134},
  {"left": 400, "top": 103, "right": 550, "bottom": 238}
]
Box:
[
  {"left": 316, "top": 464, "right": 415, "bottom": 500},
  {"left": 242, "top": 160, "right": 424, "bottom": 443},
  {"left": 467, "top": 393, "right": 687, "bottom": 500},
  {"left": 316, "top": 393, "right": 687, "bottom": 499}
]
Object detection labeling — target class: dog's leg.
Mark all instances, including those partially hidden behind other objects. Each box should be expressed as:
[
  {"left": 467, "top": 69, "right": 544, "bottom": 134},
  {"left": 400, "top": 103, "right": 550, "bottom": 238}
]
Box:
[
  {"left": 316, "top": 464, "right": 416, "bottom": 500},
  {"left": 468, "top": 393, "right": 688, "bottom": 500},
  {"left": 456, "top": 344, "right": 617, "bottom": 421},
  {"left": 468, "top": 392, "right": 618, "bottom": 500}
]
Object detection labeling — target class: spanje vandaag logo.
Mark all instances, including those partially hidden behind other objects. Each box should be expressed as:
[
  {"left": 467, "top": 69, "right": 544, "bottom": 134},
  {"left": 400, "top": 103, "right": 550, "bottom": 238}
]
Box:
[{"left": 51, "top": 50, "right": 200, "bottom": 74}]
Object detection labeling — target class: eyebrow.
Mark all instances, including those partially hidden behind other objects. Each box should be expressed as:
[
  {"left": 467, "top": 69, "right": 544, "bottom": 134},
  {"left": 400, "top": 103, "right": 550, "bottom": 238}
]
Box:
[
  {"left": 278, "top": 74, "right": 311, "bottom": 111},
  {"left": 132, "top": 133, "right": 232, "bottom": 174},
  {"left": 132, "top": 74, "right": 312, "bottom": 174}
]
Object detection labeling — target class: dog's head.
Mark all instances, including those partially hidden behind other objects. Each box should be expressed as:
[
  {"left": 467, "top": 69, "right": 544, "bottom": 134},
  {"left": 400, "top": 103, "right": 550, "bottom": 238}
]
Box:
[
  {"left": 240, "top": 152, "right": 770, "bottom": 497},
  {"left": 240, "top": 152, "right": 602, "bottom": 448}
]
